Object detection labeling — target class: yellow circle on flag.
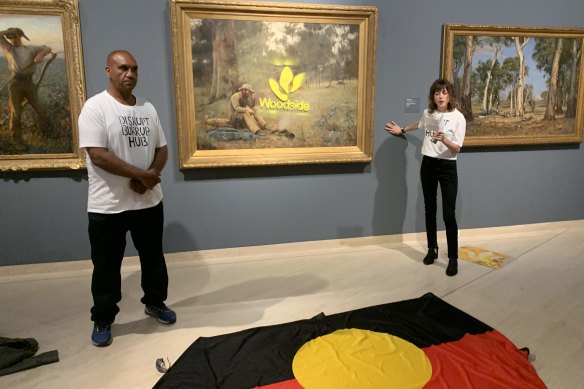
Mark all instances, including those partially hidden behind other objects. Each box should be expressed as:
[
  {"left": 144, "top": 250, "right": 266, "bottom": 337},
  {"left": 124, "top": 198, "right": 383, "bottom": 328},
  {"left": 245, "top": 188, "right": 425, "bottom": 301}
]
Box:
[{"left": 292, "top": 328, "right": 432, "bottom": 389}]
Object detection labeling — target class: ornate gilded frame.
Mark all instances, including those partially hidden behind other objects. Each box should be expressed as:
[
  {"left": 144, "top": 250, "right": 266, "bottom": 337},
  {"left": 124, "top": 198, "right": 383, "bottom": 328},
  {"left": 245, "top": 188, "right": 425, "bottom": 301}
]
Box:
[
  {"left": 0, "top": 0, "right": 85, "bottom": 171},
  {"left": 170, "top": 0, "right": 377, "bottom": 168},
  {"left": 442, "top": 24, "right": 584, "bottom": 147}
]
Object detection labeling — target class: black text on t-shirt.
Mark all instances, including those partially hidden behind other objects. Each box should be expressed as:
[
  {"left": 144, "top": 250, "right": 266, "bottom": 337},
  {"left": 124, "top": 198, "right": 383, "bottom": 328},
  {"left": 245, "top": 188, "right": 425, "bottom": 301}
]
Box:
[{"left": 119, "top": 115, "right": 150, "bottom": 147}]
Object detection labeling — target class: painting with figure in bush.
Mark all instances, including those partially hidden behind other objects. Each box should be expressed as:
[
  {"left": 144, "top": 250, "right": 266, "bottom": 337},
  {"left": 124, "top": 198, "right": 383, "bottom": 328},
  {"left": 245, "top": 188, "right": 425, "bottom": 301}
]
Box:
[
  {"left": 0, "top": 13, "right": 72, "bottom": 155},
  {"left": 191, "top": 18, "right": 360, "bottom": 150}
]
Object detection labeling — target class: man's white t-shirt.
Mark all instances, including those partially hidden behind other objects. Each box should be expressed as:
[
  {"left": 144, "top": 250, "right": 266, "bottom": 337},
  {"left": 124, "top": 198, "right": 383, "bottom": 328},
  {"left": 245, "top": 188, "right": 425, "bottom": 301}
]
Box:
[
  {"left": 78, "top": 90, "right": 167, "bottom": 214},
  {"left": 418, "top": 108, "right": 466, "bottom": 160}
]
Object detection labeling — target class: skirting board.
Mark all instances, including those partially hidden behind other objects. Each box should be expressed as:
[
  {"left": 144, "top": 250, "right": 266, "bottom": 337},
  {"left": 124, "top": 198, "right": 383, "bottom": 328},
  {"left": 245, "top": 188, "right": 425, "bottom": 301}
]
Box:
[{"left": 1, "top": 219, "right": 583, "bottom": 283}]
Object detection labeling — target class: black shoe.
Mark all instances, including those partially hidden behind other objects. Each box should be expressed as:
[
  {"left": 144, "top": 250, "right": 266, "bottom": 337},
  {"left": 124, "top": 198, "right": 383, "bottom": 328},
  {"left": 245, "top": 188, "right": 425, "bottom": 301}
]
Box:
[
  {"left": 423, "top": 248, "right": 438, "bottom": 265},
  {"left": 446, "top": 258, "right": 458, "bottom": 276}
]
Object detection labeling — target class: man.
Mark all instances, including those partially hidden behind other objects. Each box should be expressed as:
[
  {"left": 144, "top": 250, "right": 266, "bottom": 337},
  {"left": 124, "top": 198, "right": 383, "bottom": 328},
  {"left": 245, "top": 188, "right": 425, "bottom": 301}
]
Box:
[
  {"left": 0, "top": 27, "right": 52, "bottom": 145},
  {"left": 228, "top": 83, "right": 271, "bottom": 134},
  {"left": 78, "top": 50, "right": 176, "bottom": 347},
  {"left": 228, "top": 83, "right": 294, "bottom": 139}
]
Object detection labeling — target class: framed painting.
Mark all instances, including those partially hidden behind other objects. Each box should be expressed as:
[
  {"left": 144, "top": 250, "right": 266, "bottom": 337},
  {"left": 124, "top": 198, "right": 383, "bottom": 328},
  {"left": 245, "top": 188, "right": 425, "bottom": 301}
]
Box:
[
  {"left": 442, "top": 24, "right": 584, "bottom": 147},
  {"left": 170, "top": 0, "right": 377, "bottom": 168},
  {"left": 0, "top": 0, "right": 85, "bottom": 171}
]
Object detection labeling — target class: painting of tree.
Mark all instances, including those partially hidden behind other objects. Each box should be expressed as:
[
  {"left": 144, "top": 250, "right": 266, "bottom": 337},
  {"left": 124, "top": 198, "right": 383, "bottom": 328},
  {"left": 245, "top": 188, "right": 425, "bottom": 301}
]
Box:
[
  {"left": 170, "top": 0, "right": 377, "bottom": 168},
  {"left": 190, "top": 18, "right": 362, "bottom": 150},
  {"left": 442, "top": 24, "right": 584, "bottom": 146}
]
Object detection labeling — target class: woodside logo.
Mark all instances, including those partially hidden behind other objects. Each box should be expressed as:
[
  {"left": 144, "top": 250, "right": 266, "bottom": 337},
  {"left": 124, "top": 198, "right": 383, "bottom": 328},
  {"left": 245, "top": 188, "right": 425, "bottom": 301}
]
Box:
[{"left": 259, "top": 66, "right": 310, "bottom": 112}]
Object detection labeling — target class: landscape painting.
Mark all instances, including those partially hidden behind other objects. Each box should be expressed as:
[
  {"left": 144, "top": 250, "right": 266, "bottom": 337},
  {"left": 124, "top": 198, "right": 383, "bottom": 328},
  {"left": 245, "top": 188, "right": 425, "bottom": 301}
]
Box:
[
  {"left": 442, "top": 24, "right": 584, "bottom": 146},
  {"left": 0, "top": 0, "right": 85, "bottom": 171},
  {"left": 170, "top": 0, "right": 377, "bottom": 168}
]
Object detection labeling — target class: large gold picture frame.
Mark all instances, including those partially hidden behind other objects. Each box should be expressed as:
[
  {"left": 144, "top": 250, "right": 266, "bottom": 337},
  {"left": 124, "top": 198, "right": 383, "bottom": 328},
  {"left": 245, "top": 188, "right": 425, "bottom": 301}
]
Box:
[
  {"left": 170, "top": 0, "right": 377, "bottom": 168},
  {"left": 442, "top": 24, "right": 584, "bottom": 147},
  {"left": 0, "top": 0, "right": 85, "bottom": 171}
]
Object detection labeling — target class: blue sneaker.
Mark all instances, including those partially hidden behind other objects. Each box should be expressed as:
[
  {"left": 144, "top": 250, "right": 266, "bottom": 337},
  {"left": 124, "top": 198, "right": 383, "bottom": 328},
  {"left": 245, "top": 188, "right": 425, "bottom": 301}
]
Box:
[
  {"left": 91, "top": 324, "right": 112, "bottom": 347},
  {"left": 145, "top": 304, "right": 176, "bottom": 324}
]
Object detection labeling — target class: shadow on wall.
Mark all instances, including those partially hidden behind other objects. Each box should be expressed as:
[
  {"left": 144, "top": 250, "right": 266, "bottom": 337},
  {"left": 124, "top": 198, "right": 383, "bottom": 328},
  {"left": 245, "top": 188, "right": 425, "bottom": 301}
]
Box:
[
  {"left": 411, "top": 136, "right": 426, "bottom": 235},
  {"left": 162, "top": 221, "right": 198, "bottom": 254},
  {"left": 1, "top": 169, "right": 86, "bottom": 183},
  {"left": 371, "top": 129, "right": 468, "bottom": 247},
  {"left": 336, "top": 225, "right": 364, "bottom": 239},
  {"left": 371, "top": 134, "right": 409, "bottom": 237},
  {"left": 371, "top": 130, "right": 431, "bottom": 239}
]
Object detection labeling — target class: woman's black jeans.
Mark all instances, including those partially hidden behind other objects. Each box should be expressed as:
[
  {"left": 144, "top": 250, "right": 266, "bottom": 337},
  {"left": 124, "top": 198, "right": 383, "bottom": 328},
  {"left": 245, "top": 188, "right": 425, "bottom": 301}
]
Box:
[{"left": 420, "top": 156, "right": 459, "bottom": 259}]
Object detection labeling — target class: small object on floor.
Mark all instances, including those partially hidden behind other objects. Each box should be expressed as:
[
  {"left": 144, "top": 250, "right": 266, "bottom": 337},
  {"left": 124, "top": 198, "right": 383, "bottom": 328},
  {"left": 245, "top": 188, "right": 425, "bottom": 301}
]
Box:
[
  {"left": 458, "top": 246, "right": 508, "bottom": 269},
  {"left": 145, "top": 304, "right": 177, "bottom": 324},
  {"left": 423, "top": 248, "right": 438, "bottom": 265},
  {"left": 519, "top": 347, "right": 536, "bottom": 362},
  {"left": 91, "top": 324, "right": 112, "bottom": 347},
  {"left": 156, "top": 357, "right": 172, "bottom": 373},
  {"left": 446, "top": 258, "right": 458, "bottom": 276}
]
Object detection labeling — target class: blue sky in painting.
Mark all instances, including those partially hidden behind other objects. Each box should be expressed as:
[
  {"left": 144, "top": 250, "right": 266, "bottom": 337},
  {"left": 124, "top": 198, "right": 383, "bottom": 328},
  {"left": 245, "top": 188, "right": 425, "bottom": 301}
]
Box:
[{"left": 471, "top": 38, "right": 547, "bottom": 100}]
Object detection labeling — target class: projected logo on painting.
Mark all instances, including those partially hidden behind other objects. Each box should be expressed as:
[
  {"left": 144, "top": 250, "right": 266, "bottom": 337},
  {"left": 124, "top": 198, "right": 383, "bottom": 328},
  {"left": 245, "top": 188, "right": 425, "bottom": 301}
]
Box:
[{"left": 259, "top": 66, "right": 311, "bottom": 112}]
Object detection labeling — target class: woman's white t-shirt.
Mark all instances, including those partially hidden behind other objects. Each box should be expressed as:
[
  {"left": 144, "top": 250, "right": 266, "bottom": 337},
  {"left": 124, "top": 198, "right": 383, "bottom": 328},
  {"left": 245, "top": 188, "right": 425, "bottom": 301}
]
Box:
[
  {"left": 78, "top": 91, "right": 167, "bottom": 213},
  {"left": 418, "top": 108, "right": 466, "bottom": 160}
]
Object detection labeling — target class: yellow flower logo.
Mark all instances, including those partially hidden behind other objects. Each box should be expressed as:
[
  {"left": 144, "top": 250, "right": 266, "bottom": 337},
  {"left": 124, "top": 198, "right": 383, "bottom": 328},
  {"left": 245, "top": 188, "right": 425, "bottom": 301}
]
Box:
[{"left": 269, "top": 66, "right": 305, "bottom": 102}]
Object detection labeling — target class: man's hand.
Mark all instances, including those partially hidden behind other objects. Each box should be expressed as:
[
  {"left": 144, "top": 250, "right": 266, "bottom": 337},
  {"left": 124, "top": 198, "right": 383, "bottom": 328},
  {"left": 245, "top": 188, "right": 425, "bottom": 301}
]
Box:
[
  {"left": 139, "top": 168, "right": 161, "bottom": 189},
  {"left": 129, "top": 179, "right": 148, "bottom": 194},
  {"left": 130, "top": 168, "right": 160, "bottom": 194}
]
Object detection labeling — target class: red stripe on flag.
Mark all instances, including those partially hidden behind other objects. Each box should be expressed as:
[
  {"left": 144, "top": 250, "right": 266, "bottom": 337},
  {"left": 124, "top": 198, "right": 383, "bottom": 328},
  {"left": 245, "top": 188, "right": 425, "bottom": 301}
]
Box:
[
  {"left": 423, "top": 330, "right": 546, "bottom": 388},
  {"left": 254, "top": 378, "right": 303, "bottom": 389}
]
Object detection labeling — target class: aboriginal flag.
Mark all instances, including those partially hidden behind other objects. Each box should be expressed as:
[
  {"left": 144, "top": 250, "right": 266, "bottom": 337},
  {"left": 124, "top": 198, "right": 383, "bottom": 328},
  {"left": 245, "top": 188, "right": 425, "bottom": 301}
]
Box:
[{"left": 154, "top": 293, "right": 545, "bottom": 388}]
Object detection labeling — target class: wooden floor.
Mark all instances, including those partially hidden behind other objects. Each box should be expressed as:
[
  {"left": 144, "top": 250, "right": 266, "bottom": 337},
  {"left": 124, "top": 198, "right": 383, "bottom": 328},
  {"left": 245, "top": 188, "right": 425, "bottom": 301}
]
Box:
[{"left": 1, "top": 220, "right": 583, "bottom": 388}]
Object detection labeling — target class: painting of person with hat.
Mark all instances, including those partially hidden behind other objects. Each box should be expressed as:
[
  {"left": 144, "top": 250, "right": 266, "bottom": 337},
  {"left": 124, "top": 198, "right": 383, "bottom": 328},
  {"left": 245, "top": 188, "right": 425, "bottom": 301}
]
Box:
[
  {"left": 0, "top": 26, "right": 53, "bottom": 147},
  {"left": 228, "top": 83, "right": 274, "bottom": 135}
]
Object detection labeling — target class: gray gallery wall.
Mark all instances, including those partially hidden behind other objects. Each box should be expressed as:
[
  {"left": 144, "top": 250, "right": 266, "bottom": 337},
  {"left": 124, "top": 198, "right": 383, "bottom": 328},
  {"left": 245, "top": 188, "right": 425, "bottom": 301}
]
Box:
[{"left": 1, "top": 0, "right": 584, "bottom": 266}]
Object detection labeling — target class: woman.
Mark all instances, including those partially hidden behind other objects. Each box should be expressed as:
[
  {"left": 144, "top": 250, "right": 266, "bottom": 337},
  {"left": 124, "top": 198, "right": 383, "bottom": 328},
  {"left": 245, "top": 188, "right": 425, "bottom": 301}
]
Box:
[{"left": 385, "top": 79, "right": 466, "bottom": 276}]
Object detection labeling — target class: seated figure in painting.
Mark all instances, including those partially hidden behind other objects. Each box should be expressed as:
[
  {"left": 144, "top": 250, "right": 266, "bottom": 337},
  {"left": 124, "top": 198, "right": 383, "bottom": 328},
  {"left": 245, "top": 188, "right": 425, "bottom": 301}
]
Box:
[
  {"left": 228, "top": 83, "right": 272, "bottom": 135},
  {"left": 203, "top": 83, "right": 294, "bottom": 141}
]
